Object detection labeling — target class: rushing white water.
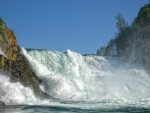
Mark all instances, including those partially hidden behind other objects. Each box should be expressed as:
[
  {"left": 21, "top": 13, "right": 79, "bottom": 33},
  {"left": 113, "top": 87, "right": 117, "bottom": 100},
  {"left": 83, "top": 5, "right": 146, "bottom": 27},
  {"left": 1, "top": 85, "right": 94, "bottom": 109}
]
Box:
[
  {"left": 1, "top": 47, "right": 150, "bottom": 109},
  {"left": 0, "top": 72, "right": 48, "bottom": 105},
  {"left": 21, "top": 48, "right": 150, "bottom": 106}
]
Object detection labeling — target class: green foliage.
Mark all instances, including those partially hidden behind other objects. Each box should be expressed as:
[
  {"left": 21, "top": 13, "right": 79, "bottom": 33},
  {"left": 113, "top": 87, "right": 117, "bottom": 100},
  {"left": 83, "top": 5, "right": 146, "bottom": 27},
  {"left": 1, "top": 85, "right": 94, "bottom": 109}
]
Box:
[
  {"left": 97, "top": 14, "right": 128, "bottom": 56},
  {"left": 134, "top": 4, "right": 150, "bottom": 27},
  {"left": 0, "top": 17, "right": 7, "bottom": 39},
  {"left": 105, "top": 38, "right": 116, "bottom": 56},
  {"left": 97, "top": 3, "right": 150, "bottom": 71},
  {"left": 0, "top": 17, "right": 4, "bottom": 26},
  {"left": 0, "top": 55, "right": 9, "bottom": 70},
  {"left": 115, "top": 13, "right": 128, "bottom": 31},
  {"left": 97, "top": 46, "right": 106, "bottom": 56}
]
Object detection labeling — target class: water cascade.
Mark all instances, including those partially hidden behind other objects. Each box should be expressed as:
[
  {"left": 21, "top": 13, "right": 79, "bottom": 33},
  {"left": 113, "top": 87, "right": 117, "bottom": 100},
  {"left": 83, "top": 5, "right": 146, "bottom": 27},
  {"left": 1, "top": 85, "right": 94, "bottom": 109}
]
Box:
[
  {"left": 1, "top": 48, "right": 150, "bottom": 110},
  {"left": 22, "top": 48, "right": 150, "bottom": 107}
]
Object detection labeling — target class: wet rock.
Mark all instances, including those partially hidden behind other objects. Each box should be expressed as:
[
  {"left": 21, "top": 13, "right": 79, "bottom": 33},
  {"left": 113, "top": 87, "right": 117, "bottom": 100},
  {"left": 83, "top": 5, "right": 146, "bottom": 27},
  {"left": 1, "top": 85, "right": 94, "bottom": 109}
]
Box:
[
  {"left": 0, "top": 101, "right": 5, "bottom": 106},
  {"left": 0, "top": 17, "right": 50, "bottom": 99}
]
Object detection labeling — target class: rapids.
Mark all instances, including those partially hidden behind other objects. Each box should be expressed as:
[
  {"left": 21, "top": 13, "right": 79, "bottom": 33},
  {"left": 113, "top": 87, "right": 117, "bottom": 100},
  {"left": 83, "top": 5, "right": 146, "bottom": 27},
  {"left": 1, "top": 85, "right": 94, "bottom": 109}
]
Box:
[{"left": 0, "top": 48, "right": 150, "bottom": 111}]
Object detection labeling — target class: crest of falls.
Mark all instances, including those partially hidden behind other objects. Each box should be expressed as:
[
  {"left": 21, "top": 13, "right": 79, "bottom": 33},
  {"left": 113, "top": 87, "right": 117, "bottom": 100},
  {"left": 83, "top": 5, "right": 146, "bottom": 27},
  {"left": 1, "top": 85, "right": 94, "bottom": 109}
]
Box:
[{"left": 21, "top": 48, "right": 150, "bottom": 103}]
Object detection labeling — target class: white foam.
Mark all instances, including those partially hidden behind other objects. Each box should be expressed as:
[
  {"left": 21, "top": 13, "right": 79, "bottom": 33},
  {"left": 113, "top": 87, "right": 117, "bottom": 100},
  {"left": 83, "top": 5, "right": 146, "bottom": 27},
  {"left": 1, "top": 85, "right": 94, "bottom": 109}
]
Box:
[
  {"left": 21, "top": 47, "right": 150, "bottom": 104},
  {"left": 0, "top": 49, "right": 7, "bottom": 57},
  {"left": 0, "top": 73, "right": 51, "bottom": 105}
]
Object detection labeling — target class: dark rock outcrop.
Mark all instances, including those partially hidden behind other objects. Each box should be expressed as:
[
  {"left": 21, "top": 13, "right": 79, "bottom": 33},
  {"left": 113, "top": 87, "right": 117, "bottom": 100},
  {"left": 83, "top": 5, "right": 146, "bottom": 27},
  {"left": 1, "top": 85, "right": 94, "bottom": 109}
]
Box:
[
  {"left": 9, "top": 47, "right": 49, "bottom": 97},
  {"left": 0, "top": 101, "right": 5, "bottom": 106},
  {"left": 0, "top": 17, "right": 50, "bottom": 99},
  {"left": 10, "top": 47, "right": 49, "bottom": 98}
]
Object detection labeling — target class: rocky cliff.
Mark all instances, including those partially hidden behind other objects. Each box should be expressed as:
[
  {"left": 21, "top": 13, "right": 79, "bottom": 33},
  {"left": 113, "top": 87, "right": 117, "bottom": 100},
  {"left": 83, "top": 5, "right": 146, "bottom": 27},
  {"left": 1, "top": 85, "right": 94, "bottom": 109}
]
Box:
[
  {"left": 0, "top": 18, "right": 18, "bottom": 61},
  {"left": 0, "top": 17, "right": 50, "bottom": 105}
]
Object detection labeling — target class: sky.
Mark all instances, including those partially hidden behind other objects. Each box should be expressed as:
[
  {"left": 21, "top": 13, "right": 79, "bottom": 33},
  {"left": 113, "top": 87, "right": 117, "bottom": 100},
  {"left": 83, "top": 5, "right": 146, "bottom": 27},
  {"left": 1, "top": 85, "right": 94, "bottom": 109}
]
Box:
[{"left": 0, "top": 0, "right": 149, "bottom": 54}]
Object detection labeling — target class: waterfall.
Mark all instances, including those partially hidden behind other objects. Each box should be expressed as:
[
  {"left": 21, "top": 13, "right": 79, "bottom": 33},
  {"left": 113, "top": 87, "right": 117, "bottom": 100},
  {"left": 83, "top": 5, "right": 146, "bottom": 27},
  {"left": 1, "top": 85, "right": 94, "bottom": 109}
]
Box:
[
  {"left": 22, "top": 48, "right": 150, "bottom": 102},
  {"left": 1, "top": 47, "right": 150, "bottom": 109}
]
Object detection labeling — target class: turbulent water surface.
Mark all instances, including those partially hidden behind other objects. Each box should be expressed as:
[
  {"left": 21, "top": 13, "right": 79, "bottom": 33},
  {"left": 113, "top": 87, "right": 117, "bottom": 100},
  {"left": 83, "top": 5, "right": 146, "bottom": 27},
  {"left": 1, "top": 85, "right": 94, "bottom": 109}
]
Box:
[{"left": 0, "top": 48, "right": 150, "bottom": 112}]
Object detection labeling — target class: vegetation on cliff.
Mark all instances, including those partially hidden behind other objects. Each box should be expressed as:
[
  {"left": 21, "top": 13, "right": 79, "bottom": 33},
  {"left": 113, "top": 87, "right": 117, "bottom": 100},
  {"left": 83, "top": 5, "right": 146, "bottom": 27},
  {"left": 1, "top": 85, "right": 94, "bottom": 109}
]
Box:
[
  {"left": 97, "top": 4, "right": 150, "bottom": 71},
  {"left": 0, "top": 17, "right": 50, "bottom": 99},
  {"left": 0, "top": 17, "right": 18, "bottom": 61}
]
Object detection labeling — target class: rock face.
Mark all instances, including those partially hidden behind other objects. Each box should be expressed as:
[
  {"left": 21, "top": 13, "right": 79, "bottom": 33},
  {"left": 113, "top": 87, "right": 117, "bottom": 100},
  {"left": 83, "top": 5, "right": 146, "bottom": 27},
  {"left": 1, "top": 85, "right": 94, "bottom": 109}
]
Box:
[
  {"left": 0, "top": 101, "right": 5, "bottom": 106},
  {"left": 0, "top": 17, "right": 50, "bottom": 103},
  {"left": 10, "top": 47, "right": 49, "bottom": 98},
  {"left": 0, "top": 18, "right": 18, "bottom": 61},
  {"left": 0, "top": 52, "right": 50, "bottom": 105}
]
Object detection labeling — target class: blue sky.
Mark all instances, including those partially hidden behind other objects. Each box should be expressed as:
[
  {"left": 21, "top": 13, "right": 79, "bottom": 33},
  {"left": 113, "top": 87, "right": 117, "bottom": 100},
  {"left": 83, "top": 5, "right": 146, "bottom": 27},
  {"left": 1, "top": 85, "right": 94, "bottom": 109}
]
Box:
[{"left": 0, "top": 0, "right": 148, "bottom": 54}]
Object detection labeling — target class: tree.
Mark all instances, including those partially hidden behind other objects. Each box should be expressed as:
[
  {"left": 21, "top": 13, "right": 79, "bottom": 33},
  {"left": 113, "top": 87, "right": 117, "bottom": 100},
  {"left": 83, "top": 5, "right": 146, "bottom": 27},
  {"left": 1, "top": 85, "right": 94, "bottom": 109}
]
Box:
[
  {"left": 114, "top": 14, "right": 128, "bottom": 56},
  {"left": 115, "top": 13, "right": 128, "bottom": 32},
  {"left": 134, "top": 4, "right": 150, "bottom": 27},
  {"left": 105, "top": 38, "right": 117, "bottom": 56},
  {"left": 97, "top": 46, "right": 106, "bottom": 56},
  {"left": 97, "top": 4, "right": 150, "bottom": 72}
]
